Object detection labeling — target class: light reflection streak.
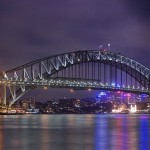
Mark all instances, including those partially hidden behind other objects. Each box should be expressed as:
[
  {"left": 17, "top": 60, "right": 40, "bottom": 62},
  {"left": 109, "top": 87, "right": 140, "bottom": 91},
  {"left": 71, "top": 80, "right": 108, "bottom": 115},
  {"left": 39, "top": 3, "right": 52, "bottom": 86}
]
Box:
[
  {"left": 94, "top": 115, "right": 150, "bottom": 150},
  {"left": 116, "top": 117, "right": 124, "bottom": 150},
  {"left": 139, "top": 115, "right": 150, "bottom": 150},
  {"left": 0, "top": 116, "right": 4, "bottom": 150},
  {"left": 127, "top": 115, "right": 138, "bottom": 150},
  {"left": 95, "top": 115, "right": 110, "bottom": 150},
  {"left": 110, "top": 115, "right": 125, "bottom": 150}
]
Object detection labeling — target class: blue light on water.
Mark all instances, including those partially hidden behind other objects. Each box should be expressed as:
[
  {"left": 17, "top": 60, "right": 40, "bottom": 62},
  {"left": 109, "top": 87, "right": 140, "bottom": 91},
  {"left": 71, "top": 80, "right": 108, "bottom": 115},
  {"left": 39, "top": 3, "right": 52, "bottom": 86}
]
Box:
[{"left": 139, "top": 116, "right": 150, "bottom": 150}]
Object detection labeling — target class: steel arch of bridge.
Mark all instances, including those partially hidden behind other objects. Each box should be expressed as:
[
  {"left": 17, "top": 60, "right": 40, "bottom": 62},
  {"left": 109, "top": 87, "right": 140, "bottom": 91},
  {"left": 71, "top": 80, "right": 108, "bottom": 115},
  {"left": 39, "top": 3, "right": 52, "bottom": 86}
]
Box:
[{"left": 0, "top": 50, "right": 150, "bottom": 106}]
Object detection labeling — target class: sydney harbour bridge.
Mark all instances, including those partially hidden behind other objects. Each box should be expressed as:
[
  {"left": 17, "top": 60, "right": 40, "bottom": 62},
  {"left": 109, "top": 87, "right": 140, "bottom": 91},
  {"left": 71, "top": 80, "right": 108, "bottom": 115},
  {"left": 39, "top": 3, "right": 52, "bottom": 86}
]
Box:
[{"left": 0, "top": 50, "right": 150, "bottom": 107}]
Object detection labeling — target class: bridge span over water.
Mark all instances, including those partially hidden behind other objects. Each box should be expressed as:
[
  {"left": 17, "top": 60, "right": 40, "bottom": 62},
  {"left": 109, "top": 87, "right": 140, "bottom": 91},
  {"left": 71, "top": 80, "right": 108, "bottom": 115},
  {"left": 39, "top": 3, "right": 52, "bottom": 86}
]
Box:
[{"left": 0, "top": 50, "right": 150, "bottom": 106}]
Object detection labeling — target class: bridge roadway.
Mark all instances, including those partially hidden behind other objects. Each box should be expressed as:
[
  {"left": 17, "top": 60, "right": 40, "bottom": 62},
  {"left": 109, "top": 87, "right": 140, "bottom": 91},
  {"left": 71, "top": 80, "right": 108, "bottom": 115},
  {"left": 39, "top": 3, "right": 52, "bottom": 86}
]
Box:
[{"left": 0, "top": 78, "right": 149, "bottom": 94}]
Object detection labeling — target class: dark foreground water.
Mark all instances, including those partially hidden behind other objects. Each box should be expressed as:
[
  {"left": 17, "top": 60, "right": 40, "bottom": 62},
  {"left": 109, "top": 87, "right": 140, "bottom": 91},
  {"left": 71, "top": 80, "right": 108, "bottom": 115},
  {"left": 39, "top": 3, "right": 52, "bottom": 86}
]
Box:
[{"left": 0, "top": 114, "right": 150, "bottom": 150}]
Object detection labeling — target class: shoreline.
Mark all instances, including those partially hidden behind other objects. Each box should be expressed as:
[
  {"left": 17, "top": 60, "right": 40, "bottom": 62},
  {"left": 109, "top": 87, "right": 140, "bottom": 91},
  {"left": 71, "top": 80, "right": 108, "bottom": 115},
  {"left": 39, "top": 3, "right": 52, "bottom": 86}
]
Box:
[{"left": 0, "top": 112, "right": 150, "bottom": 115}]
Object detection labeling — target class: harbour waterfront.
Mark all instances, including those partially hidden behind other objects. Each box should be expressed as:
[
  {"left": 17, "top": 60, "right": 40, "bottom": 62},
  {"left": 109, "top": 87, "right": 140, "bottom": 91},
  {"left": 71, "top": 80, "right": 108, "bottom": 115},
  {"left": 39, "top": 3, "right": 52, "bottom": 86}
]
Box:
[{"left": 0, "top": 114, "right": 150, "bottom": 150}]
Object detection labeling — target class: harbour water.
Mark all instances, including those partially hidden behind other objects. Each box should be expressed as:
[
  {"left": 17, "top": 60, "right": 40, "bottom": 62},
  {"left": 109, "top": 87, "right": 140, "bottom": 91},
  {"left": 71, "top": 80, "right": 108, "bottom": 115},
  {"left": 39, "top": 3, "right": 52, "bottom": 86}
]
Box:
[{"left": 0, "top": 114, "right": 150, "bottom": 150}]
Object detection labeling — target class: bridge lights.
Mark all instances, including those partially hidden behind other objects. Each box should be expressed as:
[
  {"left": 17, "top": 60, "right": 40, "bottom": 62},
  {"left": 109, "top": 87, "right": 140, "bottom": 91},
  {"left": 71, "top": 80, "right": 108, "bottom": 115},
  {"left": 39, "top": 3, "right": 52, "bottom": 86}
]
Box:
[
  {"left": 117, "top": 84, "right": 120, "bottom": 88},
  {"left": 70, "top": 89, "right": 74, "bottom": 92},
  {"left": 111, "top": 83, "right": 115, "bottom": 87},
  {"left": 101, "top": 83, "right": 104, "bottom": 86}
]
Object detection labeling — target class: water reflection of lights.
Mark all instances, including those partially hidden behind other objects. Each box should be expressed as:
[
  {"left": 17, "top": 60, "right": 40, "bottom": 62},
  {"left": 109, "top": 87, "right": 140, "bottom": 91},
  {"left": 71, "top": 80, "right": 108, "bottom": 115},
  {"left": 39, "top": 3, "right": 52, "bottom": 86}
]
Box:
[
  {"left": 139, "top": 116, "right": 150, "bottom": 150},
  {"left": 95, "top": 115, "right": 110, "bottom": 149},
  {"left": 0, "top": 119, "right": 4, "bottom": 150},
  {"left": 1, "top": 115, "right": 150, "bottom": 150}
]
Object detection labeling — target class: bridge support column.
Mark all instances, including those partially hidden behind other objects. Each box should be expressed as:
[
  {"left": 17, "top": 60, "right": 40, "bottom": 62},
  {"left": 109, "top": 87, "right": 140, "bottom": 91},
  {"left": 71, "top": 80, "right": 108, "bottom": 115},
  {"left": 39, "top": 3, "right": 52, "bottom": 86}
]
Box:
[
  {"left": 3, "top": 84, "right": 6, "bottom": 105},
  {"left": 8, "top": 86, "right": 28, "bottom": 107},
  {"left": 0, "top": 85, "right": 7, "bottom": 106}
]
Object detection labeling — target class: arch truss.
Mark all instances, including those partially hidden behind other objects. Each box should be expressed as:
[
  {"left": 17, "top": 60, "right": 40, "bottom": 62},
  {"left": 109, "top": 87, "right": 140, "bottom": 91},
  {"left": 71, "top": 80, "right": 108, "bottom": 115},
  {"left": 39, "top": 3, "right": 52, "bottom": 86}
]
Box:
[{"left": 0, "top": 50, "right": 150, "bottom": 106}]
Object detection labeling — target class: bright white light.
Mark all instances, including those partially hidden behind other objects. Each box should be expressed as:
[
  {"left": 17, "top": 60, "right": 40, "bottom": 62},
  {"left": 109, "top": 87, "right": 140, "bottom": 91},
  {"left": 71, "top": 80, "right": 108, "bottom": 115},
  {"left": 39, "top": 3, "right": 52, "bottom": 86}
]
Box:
[
  {"left": 97, "top": 92, "right": 106, "bottom": 98},
  {"left": 117, "top": 84, "right": 120, "bottom": 88},
  {"left": 111, "top": 83, "right": 115, "bottom": 87},
  {"left": 130, "top": 104, "right": 137, "bottom": 113}
]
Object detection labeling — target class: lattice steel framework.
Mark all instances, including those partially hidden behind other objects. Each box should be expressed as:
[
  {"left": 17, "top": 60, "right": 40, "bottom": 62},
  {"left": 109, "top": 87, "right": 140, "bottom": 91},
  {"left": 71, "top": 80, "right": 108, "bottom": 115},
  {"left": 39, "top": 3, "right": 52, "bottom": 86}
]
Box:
[{"left": 0, "top": 50, "right": 150, "bottom": 106}]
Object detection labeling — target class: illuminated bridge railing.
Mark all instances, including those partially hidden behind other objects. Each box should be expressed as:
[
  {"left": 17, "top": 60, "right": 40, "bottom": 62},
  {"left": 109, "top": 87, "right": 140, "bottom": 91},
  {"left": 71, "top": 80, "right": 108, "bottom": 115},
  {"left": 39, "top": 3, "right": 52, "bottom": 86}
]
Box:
[
  {"left": 2, "top": 50, "right": 150, "bottom": 80},
  {"left": 0, "top": 78, "right": 149, "bottom": 94}
]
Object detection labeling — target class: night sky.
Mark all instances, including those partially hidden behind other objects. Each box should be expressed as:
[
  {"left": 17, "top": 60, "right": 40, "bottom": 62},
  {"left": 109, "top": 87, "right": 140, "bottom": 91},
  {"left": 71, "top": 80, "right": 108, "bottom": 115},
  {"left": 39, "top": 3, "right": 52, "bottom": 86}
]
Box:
[{"left": 0, "top": 0, "right": 150, "bottom": 100}]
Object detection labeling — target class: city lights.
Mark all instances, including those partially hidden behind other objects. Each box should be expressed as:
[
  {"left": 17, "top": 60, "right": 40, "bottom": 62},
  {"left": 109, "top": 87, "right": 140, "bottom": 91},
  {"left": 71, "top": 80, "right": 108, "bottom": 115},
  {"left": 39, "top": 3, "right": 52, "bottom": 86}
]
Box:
[
  {"left": 130, "top": 104, "right": 137, "bottom": 113},
  {"left": 111, "top": 83, "right": 115, "bottom": 87},
  {"left": 88, "top": 88, "right": 92, "bottom": 91},
  {"left": 97, "top": 91, "right": 107, "bottom": 98}
]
